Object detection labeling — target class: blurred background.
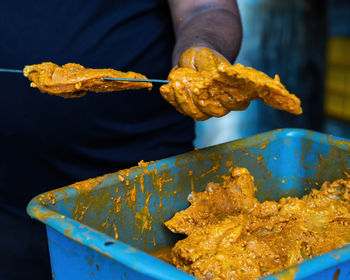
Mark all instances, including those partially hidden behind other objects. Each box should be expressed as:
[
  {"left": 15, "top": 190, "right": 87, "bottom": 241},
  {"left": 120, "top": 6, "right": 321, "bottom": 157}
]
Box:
[{"left": 195, "top": 0, "right": 350, "bottom": 148}]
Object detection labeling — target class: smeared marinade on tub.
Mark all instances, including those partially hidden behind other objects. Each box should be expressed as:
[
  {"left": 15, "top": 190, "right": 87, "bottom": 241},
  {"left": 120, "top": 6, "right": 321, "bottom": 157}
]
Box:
[
  {"left": 160, "top": 48, "right": 302, "bottom": 121},
  {"left": 71, "top": 173, "right": 112, "bottom": 222},
  {"left": 23, "top": 62, "right": 152, "bottom": 98},
  {"left": 165, "top": 167, "right": 350, "bottom": 280}
]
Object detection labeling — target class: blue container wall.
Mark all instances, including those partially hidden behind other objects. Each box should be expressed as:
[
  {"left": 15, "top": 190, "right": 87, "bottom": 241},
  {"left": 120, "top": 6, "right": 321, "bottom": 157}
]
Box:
[
  {"left": 47, "top": 227, "right": 163, "bottom": 280},
  {"left": 28, "top": 129, "right": 350, "bottom": 280}
]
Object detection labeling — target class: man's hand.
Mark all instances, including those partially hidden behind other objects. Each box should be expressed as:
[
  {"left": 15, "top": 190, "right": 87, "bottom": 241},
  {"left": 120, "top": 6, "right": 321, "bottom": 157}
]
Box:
[
  {"left": 176, "top": 46, "right": 229, "bottom": 71},
  {"left": 160, "top": 47, "right": 250, "bottom": 121},
  {"left": 162, "top": 1, "right": 244, "bottom": 121}
]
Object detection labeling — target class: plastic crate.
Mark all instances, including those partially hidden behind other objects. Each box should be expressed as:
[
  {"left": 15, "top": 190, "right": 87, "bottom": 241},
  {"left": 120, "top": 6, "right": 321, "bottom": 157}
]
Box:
[{"left": 27, "top": 128, "right": 350, "bottom": 280}]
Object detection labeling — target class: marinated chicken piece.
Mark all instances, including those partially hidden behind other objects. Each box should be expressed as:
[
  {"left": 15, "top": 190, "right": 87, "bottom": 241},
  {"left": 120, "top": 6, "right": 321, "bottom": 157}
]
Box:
[
  {"left": 23, "top": 62, "right": 152, "bottom": 98},
  {"left": 160, "top": 48, "right": 302, "bottom": 121},
  {"left": 165, "top": 167, "right": 258, "bottom": 235},
  {"left": 165, "top": 168, "right": 350, "bottom": 280}
]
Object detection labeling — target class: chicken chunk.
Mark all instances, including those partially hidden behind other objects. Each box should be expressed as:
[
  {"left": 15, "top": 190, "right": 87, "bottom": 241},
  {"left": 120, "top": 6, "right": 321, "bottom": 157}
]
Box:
[
  {"left": 23, "top": 62, "right": 152, "bottom": 98},
  {"left": 165, "top": 167, "right": 258, "bottom": 235},
  {"left": 160, "top": 48, "right": 302, "bottom": 121}
]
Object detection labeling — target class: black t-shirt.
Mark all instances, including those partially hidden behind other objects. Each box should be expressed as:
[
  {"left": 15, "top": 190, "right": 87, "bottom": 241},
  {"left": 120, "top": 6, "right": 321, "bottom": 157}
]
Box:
[{"left": 0, "top": 1, "right": 194, "bottom": 279}]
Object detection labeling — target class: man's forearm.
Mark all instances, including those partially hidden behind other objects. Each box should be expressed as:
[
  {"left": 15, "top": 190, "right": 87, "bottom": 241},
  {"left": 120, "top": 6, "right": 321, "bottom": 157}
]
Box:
[{"left": 171, "top": 5, "right": 242, "bottom": 66}]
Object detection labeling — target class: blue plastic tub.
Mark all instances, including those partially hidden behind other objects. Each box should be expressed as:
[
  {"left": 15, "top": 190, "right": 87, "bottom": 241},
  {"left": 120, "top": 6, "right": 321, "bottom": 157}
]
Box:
[{"left": 27, "top": 128, "right": 350, "bottom": 280}]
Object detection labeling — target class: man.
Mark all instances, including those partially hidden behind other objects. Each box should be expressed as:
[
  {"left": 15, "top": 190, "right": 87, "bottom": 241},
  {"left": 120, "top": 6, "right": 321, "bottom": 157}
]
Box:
[{"left": 0, "top": 0, "right": 242, "bottom": 279}]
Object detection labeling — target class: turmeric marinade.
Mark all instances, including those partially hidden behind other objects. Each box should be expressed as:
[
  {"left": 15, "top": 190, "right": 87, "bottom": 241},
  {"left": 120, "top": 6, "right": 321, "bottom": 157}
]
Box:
[
  {"left": 160, "top": 48, "right": 302, "bottom": 120},
  {"left": 165, "top": 167, "right": 350, "bottom": 280},
  {"left": 23, "top": 62, "right": 152, "bottom": 98}
]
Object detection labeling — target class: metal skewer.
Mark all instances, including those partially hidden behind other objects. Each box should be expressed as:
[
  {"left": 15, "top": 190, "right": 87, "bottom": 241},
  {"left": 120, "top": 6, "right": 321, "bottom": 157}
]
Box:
[
  {"left": 0, "top": 68, "right": 170, "bottom": 84},
  {"left": 0, "top": 68, "right": 23, "bottom": 73},
  {"left": 103, "top": 77, "right": 169, "bottom": 83}
]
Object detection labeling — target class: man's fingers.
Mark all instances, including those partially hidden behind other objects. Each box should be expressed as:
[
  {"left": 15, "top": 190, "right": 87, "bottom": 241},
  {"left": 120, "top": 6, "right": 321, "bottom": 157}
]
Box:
[
  {"left": 177, "top": 47, "right": 230, "bottom": 72},
  {"left": 177, "top": 47, "right": 198, "bottom": 70}
]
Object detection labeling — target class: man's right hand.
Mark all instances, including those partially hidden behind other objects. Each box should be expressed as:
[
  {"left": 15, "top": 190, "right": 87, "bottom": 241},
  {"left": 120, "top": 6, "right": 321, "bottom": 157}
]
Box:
[{"left": 160, "top": 47, "right": 250, "bottom": 121}]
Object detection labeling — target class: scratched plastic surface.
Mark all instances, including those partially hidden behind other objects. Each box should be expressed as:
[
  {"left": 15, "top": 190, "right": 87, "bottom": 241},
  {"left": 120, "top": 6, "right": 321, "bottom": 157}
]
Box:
[{"left": 27, "top": 129, "right": 350, "bottom": 280}]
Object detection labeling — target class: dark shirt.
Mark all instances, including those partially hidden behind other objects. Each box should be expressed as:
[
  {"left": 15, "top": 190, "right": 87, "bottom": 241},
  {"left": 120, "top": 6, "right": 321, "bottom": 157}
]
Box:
[{"left": 0, "top": 1, "right": 194, "bottom": 279}]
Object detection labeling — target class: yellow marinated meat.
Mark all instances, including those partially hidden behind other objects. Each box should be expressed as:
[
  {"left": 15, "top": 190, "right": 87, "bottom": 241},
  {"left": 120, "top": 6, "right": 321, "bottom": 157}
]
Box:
[
  {"left": 165, "top": 167, "right": 350, "bottom": 280},
  {"left": 23, "top": 62, "right": 152, "bottom": 98},
  {"left": 160, "top": 48, "right": 302, "bottom": 121}
]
